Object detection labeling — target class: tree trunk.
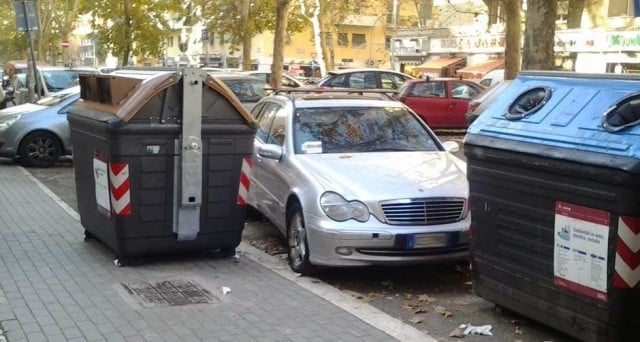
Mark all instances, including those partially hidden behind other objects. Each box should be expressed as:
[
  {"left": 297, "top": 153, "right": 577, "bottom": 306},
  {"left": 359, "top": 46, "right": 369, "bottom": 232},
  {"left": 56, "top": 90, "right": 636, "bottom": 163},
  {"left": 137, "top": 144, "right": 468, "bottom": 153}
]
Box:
[
  {"left": 122, "top": 0, "right": 131, "bottom": 66},
  {"left": 521, "top": 0, "right": 556, "bottom": 70},
  {"left": 242, "top": 0, "right": 252, "bottom": 71},
  {"left": 484, "top": 0, "right": 501, "bottom": 26},
  {"left": 272, "top": 0, "right": 291, "bottom": 88},
  {"left": 502, "top": 0, "right": 521, "bottom": 80},
  {"left": 566, "top": 0, "right": 585, "bottom": 29}
]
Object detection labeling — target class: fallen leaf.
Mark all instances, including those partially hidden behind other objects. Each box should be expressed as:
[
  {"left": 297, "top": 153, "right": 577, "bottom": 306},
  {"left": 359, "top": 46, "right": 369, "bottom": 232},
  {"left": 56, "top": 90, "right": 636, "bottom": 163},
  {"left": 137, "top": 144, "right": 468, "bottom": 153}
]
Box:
[
  {"left": 342, "top": 290, "right": 364, "bottom": 299},
  {"left": 454, "top": 300, "right": 470, "bottom": 305},
  {"left": 464, "top": 281, "right": 473, "bottom": 286},
  {"left": 449, "top": 328, "right": 465, "bottom": 338},
  {"left": 417, "top": 294, "right": 436, "bottom": 303},
  {"left": 413, "top": 308, "right": 427, "bottom": 314},
  {"left": 404, "top": 294, "right": 414, "bottom": 300},
  {"left": 510, "top": 319, "right": 522, "bottom": 325},
  {"left": 515, "top": 326, "right": 523, "bottom": 335},
  {"left": 403, "top": 300, "right": 420, "bottom": 308},
  {"left": 402, "top": 304, "right": 415, "bottom": 311},
  {"left": 434, "top": 306, "right": 453, "bottom": 317},
  {"left": 409, "top": 317, "right": 424, "bottom": 324}
]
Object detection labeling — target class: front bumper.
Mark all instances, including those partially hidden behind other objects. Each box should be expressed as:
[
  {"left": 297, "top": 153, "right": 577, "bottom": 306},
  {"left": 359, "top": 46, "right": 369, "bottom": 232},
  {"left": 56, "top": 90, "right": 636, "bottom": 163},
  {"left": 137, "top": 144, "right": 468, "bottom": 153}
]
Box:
[{"left": 305, "top": 212, "right": 470, "bottom": 267}]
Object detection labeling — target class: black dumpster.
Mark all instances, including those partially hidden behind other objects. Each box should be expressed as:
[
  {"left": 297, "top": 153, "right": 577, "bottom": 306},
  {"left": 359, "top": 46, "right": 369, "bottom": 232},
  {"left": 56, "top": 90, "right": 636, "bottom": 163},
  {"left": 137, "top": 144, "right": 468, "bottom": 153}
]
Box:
[
  {"left": 464, "top": 71, "right": 640, "bottom": 342},
  {"left": 68, "top": 68, "right": 256, "bottom": 265}
]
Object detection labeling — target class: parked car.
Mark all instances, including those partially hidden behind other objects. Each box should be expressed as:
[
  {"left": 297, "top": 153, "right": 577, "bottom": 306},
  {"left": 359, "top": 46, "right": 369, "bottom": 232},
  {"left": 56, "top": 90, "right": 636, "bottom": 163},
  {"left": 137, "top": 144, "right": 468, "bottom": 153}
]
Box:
[
  {"left": 242, "top": 71, "right": 305, "bottom": 88},
  {"left": 396, "top": 77, "right": 485, "bottom": 129},
  {"left": 317, "top": 68, "right": 413, "bottom": 90},
  {"left": 479, "top": 69, "right": 504, "bottom": 88},
  {"left": 465, "top": 80, "right": 512, "bottom": 125},
  {"left": 247, "top": 89, "right": 470, "bottom": 274},
  {"left": 5, "top": 61, "right": 97, "bottom": 103},
  {"left": 210, "top": 73, "right": 269, "bottom": 111},
  {"left": 0, "top": 86, "right": 79, "bottom": 167}
]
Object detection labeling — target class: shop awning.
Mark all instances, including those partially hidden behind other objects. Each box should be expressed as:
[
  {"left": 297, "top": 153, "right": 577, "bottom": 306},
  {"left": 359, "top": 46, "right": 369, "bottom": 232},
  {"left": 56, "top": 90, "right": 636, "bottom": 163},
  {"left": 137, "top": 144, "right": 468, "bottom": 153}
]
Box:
[
  {"left": 414, "top": 57, "right": 465, "bottom": 72},
  {"left": 456, "top": 58, "right": 505, "bottom": 79},
  {"left": 397, "top": 56, "right": 424, "bottom": 66}
]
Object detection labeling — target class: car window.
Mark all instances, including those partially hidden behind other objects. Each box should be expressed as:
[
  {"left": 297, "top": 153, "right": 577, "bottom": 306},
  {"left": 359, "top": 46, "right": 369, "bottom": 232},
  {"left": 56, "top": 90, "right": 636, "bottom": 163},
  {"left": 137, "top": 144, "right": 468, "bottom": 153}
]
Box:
[
  {"left": 347, "top": 72, "right": 368, "bottom": 88},
  {"left": 41, "top": 70, "right": 79, "bottom": 92},
  {"left": 283, "top": 76, "right": 299, "bottom": 88},
  {"left": 222, "top": 79, "right": 267, "bottom": 103},
  {"left": 255, "top": 103, "right": 280, "bottom": 142},
  {"left": 324, "top": 74, "right": 348, "bottom": 87},
  {"left": 268, "top": 106, "right": 288, "bottom": 146},
  {"left": 408, "top": 81, "right": 446, "bottom": 98},
  {"left": 451, "top": 82, "right": 481, "bottom": 99},
  {"left": 479, "top": 78, "right": 492, "bottom": 87},
  {"left": 381, "top": 73, "right": 406, "bottom": 90},
  {"left": 251, "top": 73, "right": 269, "bottom": 83},
  {"left": 293, "top": 106, "right": 439, "bottom": 154},
  {"left": 250, "top": 102, "right": 266, "bottom": 117}
]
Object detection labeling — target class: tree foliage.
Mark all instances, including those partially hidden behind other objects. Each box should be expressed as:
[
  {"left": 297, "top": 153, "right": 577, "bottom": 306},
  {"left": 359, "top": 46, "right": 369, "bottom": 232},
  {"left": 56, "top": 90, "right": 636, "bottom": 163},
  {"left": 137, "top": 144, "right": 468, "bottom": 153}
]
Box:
[
  {"left": 195, "top": 0, "right": 305, "bottom": 65},
  {"left": 0, "top": 0, "right": 85, "bottom": 64},
  {"left": 81, "top": 0, "right": 184, "bottom": 66}
]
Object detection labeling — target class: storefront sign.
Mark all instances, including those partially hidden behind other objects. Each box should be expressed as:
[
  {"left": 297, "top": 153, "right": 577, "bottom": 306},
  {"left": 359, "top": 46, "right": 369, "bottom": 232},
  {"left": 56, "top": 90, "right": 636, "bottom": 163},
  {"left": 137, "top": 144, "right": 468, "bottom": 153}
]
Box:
[
  {"left": 554, "top": 201, "right": 610, "bottom": 301},
  {"left": 430, "top": 35, "right": 505, "bottom": 53},
  {"left": 556, "top": 31, "right": 640, "bottom": 52}
]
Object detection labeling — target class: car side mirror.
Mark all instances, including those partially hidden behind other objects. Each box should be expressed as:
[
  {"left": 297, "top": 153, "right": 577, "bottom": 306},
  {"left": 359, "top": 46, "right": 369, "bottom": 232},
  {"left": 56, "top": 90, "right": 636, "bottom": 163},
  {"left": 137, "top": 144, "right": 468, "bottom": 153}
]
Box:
[
  {"left": 258, "top": 144, "right": 283, "bottom": 160},
  {"left": 441, "top": 141, "right": 460, "bottom": 153}
]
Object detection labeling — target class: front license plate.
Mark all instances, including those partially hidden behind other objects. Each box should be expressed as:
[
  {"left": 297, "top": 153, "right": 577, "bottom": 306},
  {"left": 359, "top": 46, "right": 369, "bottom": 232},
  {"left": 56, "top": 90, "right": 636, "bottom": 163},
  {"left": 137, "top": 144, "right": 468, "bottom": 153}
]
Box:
[{"left": 407, "top": 233, "right": 448, "bottom": 249}]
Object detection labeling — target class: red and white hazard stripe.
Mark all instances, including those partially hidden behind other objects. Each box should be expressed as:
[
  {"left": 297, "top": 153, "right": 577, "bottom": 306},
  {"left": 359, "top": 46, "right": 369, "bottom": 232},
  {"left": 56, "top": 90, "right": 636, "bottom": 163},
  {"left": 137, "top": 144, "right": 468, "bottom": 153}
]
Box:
[
  {"left": 237, "top": 157, "right": 252, "bottom": 206},
  {"left": 109, "top": 162, "right": 131, "bottom": 215},
  {"left": 615, "top": 216, "right": 640, "bottom": 288}
]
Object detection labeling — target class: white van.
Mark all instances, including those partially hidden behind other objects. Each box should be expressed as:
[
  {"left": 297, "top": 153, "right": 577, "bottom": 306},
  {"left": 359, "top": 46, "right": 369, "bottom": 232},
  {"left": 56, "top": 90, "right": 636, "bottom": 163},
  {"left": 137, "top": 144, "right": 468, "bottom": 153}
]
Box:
[{"left": 479, "top": 69, "right": 504, "bottom": 88}]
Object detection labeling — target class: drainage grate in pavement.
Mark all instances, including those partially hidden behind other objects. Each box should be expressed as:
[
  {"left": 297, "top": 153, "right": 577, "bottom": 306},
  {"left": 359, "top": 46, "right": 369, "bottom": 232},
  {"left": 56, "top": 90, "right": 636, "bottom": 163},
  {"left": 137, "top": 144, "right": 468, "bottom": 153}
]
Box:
[{"left": 122, "top": 280, "right": 216, "bottom": 306}]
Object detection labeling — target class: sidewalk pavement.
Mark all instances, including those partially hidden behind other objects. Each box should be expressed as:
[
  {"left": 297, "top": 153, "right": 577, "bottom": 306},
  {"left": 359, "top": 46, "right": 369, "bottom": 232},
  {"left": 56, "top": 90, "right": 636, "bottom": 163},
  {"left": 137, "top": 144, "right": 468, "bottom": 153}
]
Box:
[{"left": 0, "top": 164, "right": 434, "bottom": 342}]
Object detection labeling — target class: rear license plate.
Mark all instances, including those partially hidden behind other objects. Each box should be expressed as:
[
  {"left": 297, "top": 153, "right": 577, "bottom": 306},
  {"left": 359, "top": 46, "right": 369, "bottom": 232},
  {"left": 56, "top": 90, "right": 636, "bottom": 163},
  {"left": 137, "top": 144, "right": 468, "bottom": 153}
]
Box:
[{"left": 407, "top": 233, "right": 448, "bottom": 249}]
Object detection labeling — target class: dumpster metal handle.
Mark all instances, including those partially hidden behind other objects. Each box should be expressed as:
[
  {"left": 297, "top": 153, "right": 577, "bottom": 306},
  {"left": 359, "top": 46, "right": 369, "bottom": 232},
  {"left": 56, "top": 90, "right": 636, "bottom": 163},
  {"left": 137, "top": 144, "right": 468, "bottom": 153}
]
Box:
[{"left": 174, "top": 68, "right": 205, "bottom": 241}]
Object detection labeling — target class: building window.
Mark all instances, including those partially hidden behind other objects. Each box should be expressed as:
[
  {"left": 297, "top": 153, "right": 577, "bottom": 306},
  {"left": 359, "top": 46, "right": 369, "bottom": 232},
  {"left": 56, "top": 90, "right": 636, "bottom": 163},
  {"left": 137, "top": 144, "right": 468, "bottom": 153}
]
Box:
[
  {"left": 608, "top": 0, "right": 632, "bottom": 17},
  {"left": 338, "top": 33, "right": 349, "bottom": 47},
  {"left": 385, "top": 36, "right": 391, "bottom": 49},
  {"left": 352, "top": 33, "right": 366, "bottom": 49},
  {"left": 168, "top": 37, "right": 174, "bottom": 48}
]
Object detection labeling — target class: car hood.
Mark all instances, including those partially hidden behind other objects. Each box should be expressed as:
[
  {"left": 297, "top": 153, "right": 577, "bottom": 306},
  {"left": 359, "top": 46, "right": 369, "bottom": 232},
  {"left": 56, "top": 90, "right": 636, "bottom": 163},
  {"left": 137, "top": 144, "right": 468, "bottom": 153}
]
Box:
[
  {"left": 295, "top": 152, "right": 468, "bottom": 200},
  {"left": 0, "top": 103, "right": 47, "bottom": 117}
]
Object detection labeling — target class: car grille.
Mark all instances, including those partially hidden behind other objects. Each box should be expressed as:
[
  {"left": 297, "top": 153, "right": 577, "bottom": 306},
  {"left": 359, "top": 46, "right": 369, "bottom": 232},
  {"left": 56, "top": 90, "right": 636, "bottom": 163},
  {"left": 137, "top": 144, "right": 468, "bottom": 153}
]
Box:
[{"left": 380, "top": 198, "right": 466, "bottom": 225}]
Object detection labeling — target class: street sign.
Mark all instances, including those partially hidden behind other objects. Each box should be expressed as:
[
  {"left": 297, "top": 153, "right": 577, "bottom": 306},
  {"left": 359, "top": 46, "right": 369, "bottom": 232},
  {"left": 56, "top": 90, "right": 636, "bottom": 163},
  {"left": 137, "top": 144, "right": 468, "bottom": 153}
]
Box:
[
  {"left": 62, "top": 40, "right": 69, "bottom": 48},
  {"left": 13, "top": 0, "right": 38, "bottom": 31}
]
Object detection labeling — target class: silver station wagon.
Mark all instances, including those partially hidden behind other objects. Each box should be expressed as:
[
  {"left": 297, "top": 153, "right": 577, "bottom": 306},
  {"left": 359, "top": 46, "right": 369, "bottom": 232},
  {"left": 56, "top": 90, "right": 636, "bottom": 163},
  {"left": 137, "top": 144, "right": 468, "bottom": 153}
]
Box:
[{"left": 247, "top": 89, "right": 470, "bottom": 274}]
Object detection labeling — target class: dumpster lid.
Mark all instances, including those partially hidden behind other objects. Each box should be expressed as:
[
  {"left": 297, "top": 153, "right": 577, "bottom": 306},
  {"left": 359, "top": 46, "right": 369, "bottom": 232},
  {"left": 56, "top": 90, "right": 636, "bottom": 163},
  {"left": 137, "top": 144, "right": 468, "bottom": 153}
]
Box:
[
  {"left": 466, "top": 71, "right": 640, "bottom": 161},
  {"left": 74, "top": 69, "right": 255, "bottom": 125}
]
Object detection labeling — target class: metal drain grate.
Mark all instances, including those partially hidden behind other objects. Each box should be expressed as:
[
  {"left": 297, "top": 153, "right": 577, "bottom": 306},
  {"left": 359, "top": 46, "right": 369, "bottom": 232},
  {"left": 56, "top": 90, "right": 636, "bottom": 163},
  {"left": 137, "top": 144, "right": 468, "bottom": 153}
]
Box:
[{"left": 122, "top": 280, "right": 216, "bottom": 306}]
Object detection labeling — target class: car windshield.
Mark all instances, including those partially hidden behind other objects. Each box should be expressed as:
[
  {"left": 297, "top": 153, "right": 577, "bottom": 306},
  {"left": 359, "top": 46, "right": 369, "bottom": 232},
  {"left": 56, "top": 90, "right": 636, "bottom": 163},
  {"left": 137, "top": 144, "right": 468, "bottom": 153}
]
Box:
[
  {"left": 293, "top": 106, "right": 439, "bottom": 154},
  {"left": 223, "top": 79, "right": 267, "bottom": 102},
  {"left": 35, "top": 91, "right": 77, "bottom": 106},
  {"left": 41, "top": 70, "right": 80, "bottom": 92}
]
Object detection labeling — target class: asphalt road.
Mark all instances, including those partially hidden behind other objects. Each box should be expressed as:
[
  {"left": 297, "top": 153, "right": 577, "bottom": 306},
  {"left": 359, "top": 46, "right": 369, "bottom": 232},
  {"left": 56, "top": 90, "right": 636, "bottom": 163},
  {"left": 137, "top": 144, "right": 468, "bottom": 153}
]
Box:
[{"left": 7, "top": 138, "right": 578, "bottom": 342}]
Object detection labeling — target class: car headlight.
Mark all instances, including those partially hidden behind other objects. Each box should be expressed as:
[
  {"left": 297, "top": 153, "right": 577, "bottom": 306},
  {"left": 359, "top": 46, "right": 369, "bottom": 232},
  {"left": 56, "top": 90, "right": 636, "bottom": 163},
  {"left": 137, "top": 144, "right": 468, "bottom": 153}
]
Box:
[
  {"left": 320, "top": 192, "right": 370, "bottom": 222},
  {"left": 0, "top": 114, "right": 21, "bottom": 132}
]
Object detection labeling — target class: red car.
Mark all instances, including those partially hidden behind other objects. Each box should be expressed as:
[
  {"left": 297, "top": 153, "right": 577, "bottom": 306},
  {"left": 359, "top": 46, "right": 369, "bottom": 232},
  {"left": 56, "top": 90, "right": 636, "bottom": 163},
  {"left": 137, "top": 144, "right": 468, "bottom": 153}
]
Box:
[{"left": 396, "top": 77, "right": 485, "bottom": 129}]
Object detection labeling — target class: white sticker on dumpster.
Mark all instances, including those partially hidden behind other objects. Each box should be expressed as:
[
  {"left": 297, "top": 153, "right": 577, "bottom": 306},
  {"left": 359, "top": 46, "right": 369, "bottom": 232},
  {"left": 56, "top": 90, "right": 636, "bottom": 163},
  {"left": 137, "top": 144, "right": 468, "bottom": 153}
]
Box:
[
  {"left": 93, "top": 156, "right": 111, "bottom": 217},
  {"left": 554, "top": 201, "right": 610, "bottom": 301}
]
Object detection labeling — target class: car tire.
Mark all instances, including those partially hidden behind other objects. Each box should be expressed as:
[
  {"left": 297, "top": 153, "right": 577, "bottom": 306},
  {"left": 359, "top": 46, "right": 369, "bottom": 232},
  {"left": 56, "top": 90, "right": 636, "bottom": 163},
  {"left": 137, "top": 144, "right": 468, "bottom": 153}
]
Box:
[
  {"left": 287, "top": 202, "right": 315, "bottom": 275},
  {"left": 19, "top": 131, "right": 62, "bottom": 168}
]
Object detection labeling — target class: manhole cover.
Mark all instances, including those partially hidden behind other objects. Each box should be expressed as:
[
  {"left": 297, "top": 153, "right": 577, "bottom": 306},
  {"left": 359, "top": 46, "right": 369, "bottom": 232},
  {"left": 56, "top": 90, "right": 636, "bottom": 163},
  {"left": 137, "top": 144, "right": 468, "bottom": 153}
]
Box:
[{"left": 122, "top": 280, "right": 216, "bottom": 307}]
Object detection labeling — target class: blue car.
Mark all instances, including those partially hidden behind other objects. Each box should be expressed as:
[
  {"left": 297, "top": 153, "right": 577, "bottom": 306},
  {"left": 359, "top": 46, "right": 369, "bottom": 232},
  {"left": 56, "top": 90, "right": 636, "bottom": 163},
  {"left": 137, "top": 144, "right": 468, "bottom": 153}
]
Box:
[{"left": 0, "top": 86, "right": 79, "bottom": 167}]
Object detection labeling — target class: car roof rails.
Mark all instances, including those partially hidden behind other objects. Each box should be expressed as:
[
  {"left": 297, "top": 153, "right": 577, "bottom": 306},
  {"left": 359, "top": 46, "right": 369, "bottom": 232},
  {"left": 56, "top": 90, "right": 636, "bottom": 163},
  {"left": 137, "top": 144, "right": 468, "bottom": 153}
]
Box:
[{"left": 269, "top": 87, "right": 397, "bottom": 100}]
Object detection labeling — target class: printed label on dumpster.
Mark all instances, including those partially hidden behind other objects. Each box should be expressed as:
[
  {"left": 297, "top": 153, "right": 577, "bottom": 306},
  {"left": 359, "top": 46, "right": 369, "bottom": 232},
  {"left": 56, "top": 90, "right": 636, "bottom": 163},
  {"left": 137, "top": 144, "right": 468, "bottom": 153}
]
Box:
[
  {"left": 93, "top": 153, "right": 111, "bottom": 218},
  {"left": 554, "top": 201, "right": 610, "bottom": 301}
]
